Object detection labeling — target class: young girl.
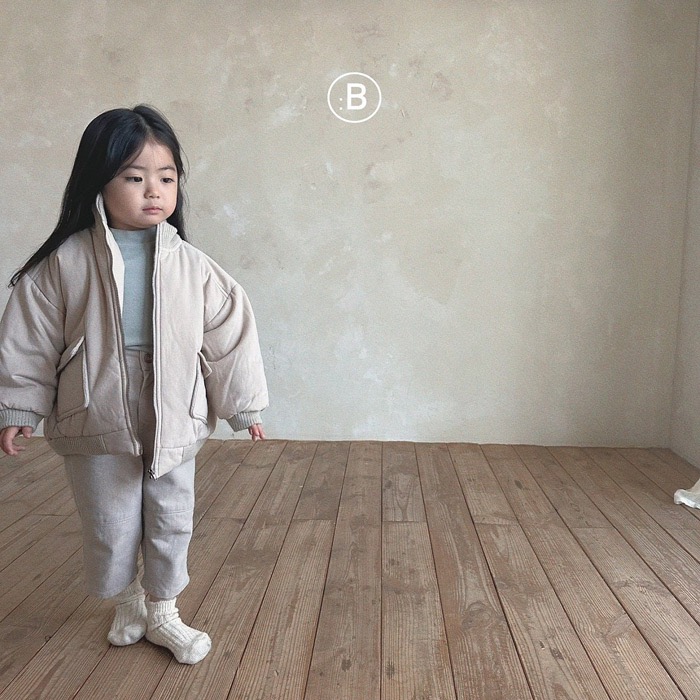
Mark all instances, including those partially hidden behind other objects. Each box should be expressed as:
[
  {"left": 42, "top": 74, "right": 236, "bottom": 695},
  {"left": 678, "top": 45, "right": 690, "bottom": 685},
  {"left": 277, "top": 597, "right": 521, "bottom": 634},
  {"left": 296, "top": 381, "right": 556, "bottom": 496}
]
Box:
[{"left": 0, "top": 105, "right": 269, "bottom": 664}]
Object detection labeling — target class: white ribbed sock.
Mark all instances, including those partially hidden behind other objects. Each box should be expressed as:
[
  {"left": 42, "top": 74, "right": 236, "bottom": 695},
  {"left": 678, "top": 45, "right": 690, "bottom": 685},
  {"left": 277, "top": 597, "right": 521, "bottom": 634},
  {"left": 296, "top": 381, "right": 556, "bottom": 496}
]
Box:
[
  {"left": 145, "top": 599, "right": 211, "bottom": 664},
  {"left": 108, "top": 579, "right": 147, "bottom": 646}
]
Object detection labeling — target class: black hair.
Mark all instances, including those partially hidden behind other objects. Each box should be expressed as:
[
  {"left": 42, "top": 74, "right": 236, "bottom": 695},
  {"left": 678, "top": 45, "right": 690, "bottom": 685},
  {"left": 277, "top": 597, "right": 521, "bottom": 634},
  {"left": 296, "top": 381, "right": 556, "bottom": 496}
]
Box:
[{"left": 10, "top": 104, "right": 188, "bottom": 286}]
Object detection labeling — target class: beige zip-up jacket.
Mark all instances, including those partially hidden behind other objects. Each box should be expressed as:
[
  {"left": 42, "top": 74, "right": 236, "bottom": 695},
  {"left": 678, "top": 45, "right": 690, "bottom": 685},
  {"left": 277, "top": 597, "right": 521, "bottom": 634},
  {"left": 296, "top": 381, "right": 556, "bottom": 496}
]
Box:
[{"left": 0, "top": 196, "right": 268, "bottom": 477}]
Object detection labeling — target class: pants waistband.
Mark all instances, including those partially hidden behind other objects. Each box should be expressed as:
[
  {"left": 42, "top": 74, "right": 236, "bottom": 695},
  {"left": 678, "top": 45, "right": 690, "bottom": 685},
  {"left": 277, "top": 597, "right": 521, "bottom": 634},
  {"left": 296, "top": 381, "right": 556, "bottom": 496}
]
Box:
[{"left": 124, "top": 348, "right": 154, "bottom": 371}]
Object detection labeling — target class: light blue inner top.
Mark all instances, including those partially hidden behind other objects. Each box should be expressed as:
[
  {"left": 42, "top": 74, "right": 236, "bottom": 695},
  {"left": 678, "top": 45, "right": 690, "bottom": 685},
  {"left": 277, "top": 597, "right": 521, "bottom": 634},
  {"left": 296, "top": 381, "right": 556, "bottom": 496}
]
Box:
[{"left": 111, "top": 227, "right": 156, "bottom": 351}]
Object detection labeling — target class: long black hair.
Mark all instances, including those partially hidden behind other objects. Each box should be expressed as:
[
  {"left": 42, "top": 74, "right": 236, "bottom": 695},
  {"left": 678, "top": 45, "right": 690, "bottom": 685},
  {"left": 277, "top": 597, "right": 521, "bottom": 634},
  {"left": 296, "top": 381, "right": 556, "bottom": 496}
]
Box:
[{"left": 10, "top": 104, "right": 188, "bottom": 286}]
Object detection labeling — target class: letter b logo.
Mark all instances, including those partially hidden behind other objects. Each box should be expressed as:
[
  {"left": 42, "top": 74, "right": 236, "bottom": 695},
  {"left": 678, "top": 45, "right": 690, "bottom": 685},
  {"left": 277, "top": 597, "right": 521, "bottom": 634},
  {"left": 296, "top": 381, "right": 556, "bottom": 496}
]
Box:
[
  {"left": 328, "top": 73, "right": 381, "bottom": 123},
  {"left": 346, "top": 83, "right": 367, "bottom": 110}
]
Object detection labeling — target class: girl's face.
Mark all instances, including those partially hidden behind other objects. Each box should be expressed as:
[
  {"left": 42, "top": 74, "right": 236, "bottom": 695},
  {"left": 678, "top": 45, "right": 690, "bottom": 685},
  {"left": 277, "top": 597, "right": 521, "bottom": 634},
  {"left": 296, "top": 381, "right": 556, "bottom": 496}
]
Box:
[{"left": 102, "top": 140, "right": 178, "bottom": 230}]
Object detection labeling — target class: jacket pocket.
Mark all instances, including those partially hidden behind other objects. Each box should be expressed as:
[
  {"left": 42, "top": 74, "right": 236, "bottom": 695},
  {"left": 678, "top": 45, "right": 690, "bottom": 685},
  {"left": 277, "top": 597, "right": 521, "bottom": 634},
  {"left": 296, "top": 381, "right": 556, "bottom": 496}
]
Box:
[
  {"left": 56, "top": 336, "right": 90, "bottom": 421},
  {"left": 189, "top": 351, "right": 211, "bottom": 423}
]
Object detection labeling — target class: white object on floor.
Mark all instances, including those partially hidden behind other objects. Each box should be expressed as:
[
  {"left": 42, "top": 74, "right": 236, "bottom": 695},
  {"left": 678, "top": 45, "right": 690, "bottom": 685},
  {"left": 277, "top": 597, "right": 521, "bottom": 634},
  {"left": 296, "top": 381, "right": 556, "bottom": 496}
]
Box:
[{"left": 674, "top": 486, "right": 700, "bottom": 509}]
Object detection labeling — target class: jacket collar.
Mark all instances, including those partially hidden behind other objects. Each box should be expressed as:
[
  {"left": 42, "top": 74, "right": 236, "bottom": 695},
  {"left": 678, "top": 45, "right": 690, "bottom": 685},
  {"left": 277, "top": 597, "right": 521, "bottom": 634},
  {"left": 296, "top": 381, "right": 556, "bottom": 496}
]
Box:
[{"left": 93, "top": 193, "right": 183, "bottom": 252}]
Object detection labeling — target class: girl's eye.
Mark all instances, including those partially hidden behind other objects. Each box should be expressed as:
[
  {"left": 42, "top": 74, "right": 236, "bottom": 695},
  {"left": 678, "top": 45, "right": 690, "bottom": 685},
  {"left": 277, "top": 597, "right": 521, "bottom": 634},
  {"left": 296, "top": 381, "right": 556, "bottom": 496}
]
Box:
[
  {"left": 125, "top": 176, "right": 143, "bottom": 182},
  {"left": 162, "top": 177, "right": 176, "bottom": 184}
]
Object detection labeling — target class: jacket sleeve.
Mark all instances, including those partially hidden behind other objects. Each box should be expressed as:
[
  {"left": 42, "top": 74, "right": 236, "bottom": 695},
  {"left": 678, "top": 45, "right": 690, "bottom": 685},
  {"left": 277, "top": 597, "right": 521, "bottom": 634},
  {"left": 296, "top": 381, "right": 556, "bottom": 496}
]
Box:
[
  {"left": 201, "top": 280, "right": 268, "bottom": 429},
  {"left": 0, "top": 269, "right": 65, "bottom": 430}
]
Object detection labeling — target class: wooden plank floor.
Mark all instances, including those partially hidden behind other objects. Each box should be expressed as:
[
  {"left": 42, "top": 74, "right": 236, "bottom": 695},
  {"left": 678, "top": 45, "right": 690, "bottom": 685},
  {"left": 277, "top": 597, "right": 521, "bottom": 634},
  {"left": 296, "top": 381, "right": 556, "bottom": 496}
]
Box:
[{"left": 2, "top": 440, "right": 700, "bottom": 699}]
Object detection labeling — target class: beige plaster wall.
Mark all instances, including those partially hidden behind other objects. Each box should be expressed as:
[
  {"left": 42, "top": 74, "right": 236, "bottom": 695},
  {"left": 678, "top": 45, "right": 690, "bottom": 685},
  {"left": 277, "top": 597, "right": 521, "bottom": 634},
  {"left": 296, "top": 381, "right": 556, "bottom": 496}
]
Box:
[
  {"left": 1, "top": 1, "right": 697, "bottom": 444},
  {"left": 672, "top": 10, "right": 700, "bottom": 466}
]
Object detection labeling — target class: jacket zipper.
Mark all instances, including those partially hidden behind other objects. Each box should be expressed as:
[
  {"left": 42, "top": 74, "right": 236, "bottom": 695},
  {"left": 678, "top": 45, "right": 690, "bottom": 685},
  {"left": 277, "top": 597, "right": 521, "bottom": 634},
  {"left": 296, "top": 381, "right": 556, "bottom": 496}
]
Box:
[
  {"left": 149, "top": 224, "right": 163, "bottom": 479},
  {"left": 105, "top": 231, "right": 141, "bottom": 456}
]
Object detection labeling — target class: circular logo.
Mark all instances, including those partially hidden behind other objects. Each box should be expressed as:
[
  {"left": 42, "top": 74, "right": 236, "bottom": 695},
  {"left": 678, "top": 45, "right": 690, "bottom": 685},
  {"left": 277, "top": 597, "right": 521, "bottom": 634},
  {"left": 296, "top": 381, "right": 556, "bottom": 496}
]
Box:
[{"left": 327, "top": 72, "right": 382, "bottom": 123}]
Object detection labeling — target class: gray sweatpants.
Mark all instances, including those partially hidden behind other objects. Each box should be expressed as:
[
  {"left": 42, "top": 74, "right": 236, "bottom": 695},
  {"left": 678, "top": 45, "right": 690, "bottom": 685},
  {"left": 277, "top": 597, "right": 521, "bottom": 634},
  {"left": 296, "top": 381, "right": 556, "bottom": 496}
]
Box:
[{"left": 64, "top": 349, "right": 195, "bottom": 599}]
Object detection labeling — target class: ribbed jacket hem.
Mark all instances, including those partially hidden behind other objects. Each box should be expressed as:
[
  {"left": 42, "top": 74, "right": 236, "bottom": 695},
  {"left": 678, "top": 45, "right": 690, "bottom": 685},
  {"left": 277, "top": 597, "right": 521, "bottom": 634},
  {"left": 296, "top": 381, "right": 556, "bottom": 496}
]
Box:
[
  {"left": 49, "top": 434, "right": 113, "bottom": 455},
  {"left": 48, "top": 433, "right": 209, "bottom": 479}
]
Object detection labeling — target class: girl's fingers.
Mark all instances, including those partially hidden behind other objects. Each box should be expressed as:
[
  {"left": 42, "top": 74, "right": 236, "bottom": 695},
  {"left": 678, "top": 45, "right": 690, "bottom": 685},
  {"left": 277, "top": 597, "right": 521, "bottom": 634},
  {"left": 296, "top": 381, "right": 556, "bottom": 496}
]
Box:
[
  {"left": 249, "top": 424, "right": 266, "bottom": 441},
  {"left": 1, "top": 427, "right": 22, "bottom": 456}
]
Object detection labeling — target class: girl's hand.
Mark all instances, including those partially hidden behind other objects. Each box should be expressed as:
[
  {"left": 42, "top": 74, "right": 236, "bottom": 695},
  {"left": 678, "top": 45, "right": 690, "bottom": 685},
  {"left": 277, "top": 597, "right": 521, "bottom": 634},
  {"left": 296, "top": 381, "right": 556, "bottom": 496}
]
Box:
[
  {"left": 248, "top": 424, "right": 266, "bottom": 442},
  {"left": 0, "top": 426, "right": 33, "bottom": 456}
]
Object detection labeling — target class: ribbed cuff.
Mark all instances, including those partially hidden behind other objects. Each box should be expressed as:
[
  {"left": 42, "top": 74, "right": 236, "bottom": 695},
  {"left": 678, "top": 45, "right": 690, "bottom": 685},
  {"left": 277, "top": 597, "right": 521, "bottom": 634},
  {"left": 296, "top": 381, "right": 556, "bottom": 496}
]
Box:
[
  {"left": 227, "top": 411, "right": 262, "bottom": 432},
  {"left": 0, "top": 409, "right": 43, "bottom": 431}
]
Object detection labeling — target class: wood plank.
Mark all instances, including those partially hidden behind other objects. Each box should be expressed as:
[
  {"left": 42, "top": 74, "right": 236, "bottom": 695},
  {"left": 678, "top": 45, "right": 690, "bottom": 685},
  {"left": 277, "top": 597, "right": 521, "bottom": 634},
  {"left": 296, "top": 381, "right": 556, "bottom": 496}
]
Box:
[
  {"left": 617, "top": 448, "right": 700, "bottom": 532},
  {"left": 33, "top": 483, "right": 76, "bottom": 517},
  {"left": 651, "top": 448, "right": 700, "bottom": 483},
  {"left": 0, "top": 436, "right": 51, "bottom": 470},
  {"left": 573, "top": 526, "right": 700, "bottom": 699},
  {"left": 202, "top": 439, "right": 286, "bottom": 520},
  {"left": 490, "top": 445, "right": 684, "bottom": 699},
  {"left": 0, "top": 550, "right": 88, "bottom": 693},
  {"left": 229, "top": 519, "right": 334, "bottom": 699},
  {"left": 73, "top": 632, "right": 168, "bottom": 700},
  {"left": 192, "top": 439, "right": 253, "bottom": 523},
  {"left": 0, "top": 440, "right": 284, "bottom": 697},
  {"left": 615, "top": 523, "right": 700, "bottom": 619},
  {"left": 189, "top": 437, "right": 226, "bottom": 510},
  {"left": 521, "top": 523, "right": 683, "bottom": 699},
  {"left": 585, "top": 447, "right": 695, "bottom": 530},
  {"left": 0, "top": 596, "right": 107, "bottom": 700},
  {"left": 548, "top": 447, "right": 669, "bottom": 529},
  {"left": 150, "top": 440, "right": 313, "bottom": 700},
  {"left": 0, "top": 454, "right": 68, "bottom": 532},
  {"left": 5, "top": 440, "right": 700, "bottom": 699},
  {"left": 195, "top": 437, "right": 226, "bottom": 468},
  {"left": 0, "top": 440, "right": 274, "bottom": 700},
  {"left": 0, "top": 513, "right": 67, "bottom": 572},
  {"left": 666, "top": 525, "right": 700, "bottom": 565},
  {"left": 71, "top": 515, "right": 245, "bottom": 700},
  {"left": 448, "top": 443, "right": 518, "bottom": 526},
  {"left": 0, "top": 448, "right": 62, "bottom": 500},
  {"left": 417, "top": 443, "right": 532, "bottom": 700},
  {"left": 382, "top": 521, "right": 457, "bottom": 700},
  {"left": 305, "top": 441, "right": 381, "bottom": 700},
  {"left": 620, "top": 447, "right": 700, "bottom": 499},
  {"left": 237, "top": 439, "right": 288, "bottom": 468},
  {"left": 514, "top": 444, "right": 611, "bottom": 529},
  {"left": 294, "top": 441, "right": 348, "bottom": 521},
  {"left": 206, "top": 465, "right": 273, "bottom": 520},
  {"left": 476, "top": 523, "right": 610, "bottom": 699},
  {"left": 551, "top": 447, "right": 700, "bottom": 622},
  {"left": 0, "top": 512, "right": 82, "bottom": 621},
  {"left": 466, "top": 446, "right": 610, "bottom": 699},
  {"left": 382, "top": 441, "right": 425, "bottom": 522}
]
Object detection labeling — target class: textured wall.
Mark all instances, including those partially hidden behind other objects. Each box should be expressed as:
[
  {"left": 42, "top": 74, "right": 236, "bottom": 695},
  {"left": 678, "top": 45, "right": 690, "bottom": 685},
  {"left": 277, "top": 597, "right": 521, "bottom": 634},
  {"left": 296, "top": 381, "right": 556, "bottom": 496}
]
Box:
[
  {"left": 0, "top": 1, "right": 697, "bottom": 444},
  {"left": 672, "top": 9, "right": 700, "bottom": 466}
]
